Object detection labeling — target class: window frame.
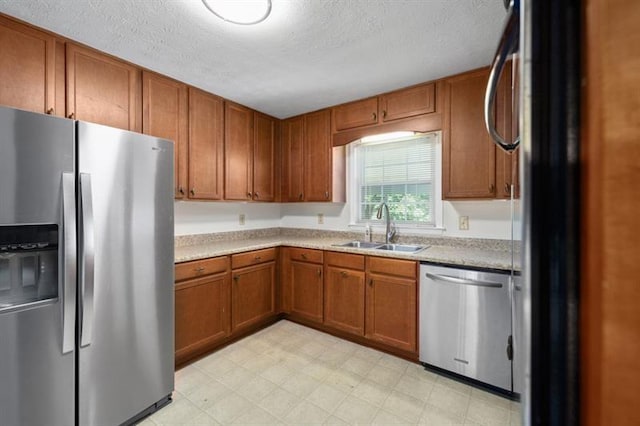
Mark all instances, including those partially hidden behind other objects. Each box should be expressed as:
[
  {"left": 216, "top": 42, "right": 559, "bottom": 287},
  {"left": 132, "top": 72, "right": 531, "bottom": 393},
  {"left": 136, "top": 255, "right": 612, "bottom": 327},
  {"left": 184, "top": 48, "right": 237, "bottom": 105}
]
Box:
[{"left": 348, "top": 131, "right": 443, "bottom": 230}]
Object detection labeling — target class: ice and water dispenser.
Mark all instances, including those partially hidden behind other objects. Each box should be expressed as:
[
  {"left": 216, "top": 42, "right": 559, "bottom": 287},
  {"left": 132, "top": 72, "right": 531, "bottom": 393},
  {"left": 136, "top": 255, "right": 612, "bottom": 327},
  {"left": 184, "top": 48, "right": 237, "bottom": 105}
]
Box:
[{"left": 0, "top": 225, "right": 58, "bottom": 311}]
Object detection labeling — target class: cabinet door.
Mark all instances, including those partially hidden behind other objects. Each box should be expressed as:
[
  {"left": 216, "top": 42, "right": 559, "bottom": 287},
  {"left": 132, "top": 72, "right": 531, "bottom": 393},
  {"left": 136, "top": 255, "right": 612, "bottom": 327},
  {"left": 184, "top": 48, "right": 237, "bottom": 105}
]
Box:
[
  {"left": 324, "top": 266, "right": 365, "bottom": 336},
  {"left": 225, "top": 102, "right": 253, "bottom": 200},
  {"left": 0, "top": 15, "right": 56, "bottom": 115},
  {"left": 442, "top": 69, "right": 496, "bottom": 199},
  {"left": 175, "top": 273, "right": 230, "bottom": 364},
  {"left": 253, "top": 112, "right": 276, "bottom": 201},
  {"left": 66, "top": 43, "right": 141, "bottom": 131},
  {"left": 142, "top": 72, "right": 188, "bottom": 199},
  {"left": 365, "top": 273, "right": 417, "bottom": 352},
  {"left": 332, "top": 97, "right": 378, "bottom": 131},
  {"left": 304, "top": 109, "right": 332, "bottom": 201},
  {"left": 281, "top": 116, "right": 305, "bottom": 201},
  {"left": 231, "top": 262, "right": 276, "bottom": 332},
  {"left": 290, "top": 260, "right": 323, "bottom": 323},
  {"left": 188, "top": 88, "right": 224, "bottom": 200},
  {"left": 379, "top": 83, "right": 436, "bottom": 122}
]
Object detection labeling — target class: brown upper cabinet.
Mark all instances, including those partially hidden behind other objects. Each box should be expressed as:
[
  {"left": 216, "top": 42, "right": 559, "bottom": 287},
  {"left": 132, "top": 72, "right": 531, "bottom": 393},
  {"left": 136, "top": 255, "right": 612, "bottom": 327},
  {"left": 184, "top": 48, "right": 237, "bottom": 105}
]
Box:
[
  {"left": 281, "top": 116, "right": 305, "bottom": 201},
  {"left": 332, "top": 83, "right": 436, "bottom": 132},
  {"left": 442, "top": 67, "right": 518, "bottom": 199},
  {"left": 225, "top": 102, "right": 254, "bottom": 201},
  {"left": 66, "top": 43, "right": 141, "bottom": 131},
  {"left": 281, "top": 110, "right": 338, "bottom": 202},
  {"left": 225, "top": 103, "right": 277, "bottom": 201},
  {"left": 142, "top": 72, "right": 188, "bottom": 199},
  {"left": 0, "top": 15, "right": 58, "bottom": 116},
  {"left": 188, "top": 88, "right": 224, "bottom": 200}
]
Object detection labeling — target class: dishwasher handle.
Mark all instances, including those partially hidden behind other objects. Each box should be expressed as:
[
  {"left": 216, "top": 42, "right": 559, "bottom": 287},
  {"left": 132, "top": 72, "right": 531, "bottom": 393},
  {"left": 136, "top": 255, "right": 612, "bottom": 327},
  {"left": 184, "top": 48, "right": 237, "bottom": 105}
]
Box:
[{"left": 425, "top": 272, "right": 503, "bottom": 289}]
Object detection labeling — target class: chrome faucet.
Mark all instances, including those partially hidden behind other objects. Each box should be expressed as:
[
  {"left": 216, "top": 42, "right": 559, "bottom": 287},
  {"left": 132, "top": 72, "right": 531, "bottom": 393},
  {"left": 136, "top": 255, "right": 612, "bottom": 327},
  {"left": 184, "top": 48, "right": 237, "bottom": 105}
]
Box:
[{"left": 376, "top": 201, "right": 396, "bottom": 244}]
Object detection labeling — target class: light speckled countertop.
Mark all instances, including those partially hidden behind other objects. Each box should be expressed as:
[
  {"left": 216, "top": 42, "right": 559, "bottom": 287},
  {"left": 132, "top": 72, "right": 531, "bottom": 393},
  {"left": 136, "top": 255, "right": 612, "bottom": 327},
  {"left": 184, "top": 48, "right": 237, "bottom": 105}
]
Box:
[{"left": 175, "top": 229, "right": 521, "bottom": 271}]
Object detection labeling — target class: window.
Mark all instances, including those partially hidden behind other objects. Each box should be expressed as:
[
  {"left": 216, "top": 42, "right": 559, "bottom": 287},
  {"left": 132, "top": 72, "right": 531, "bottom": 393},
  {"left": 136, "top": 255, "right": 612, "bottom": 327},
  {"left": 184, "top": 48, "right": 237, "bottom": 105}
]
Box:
[{"left": 350, "top": 132, "right": 441, "bottom": 227}]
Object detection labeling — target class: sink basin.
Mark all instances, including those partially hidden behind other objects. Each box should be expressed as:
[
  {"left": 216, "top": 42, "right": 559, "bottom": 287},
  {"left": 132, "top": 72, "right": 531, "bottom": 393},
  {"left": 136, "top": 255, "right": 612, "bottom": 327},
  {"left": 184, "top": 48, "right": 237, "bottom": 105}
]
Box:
[
  {"left": 375, "top": 244, "right": 427, "bottom": 253},
  {"left": 334, "top": 241, "right": 383, "bottom": 249}
]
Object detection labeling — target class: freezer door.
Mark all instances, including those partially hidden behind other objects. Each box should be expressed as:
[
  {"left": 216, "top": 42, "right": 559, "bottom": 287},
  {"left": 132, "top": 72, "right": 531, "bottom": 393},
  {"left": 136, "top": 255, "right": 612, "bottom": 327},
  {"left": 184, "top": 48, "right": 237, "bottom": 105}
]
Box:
[
  {"left": 77, "top": 122, "right": 174, "bottom": 426},
  {"left": 419, "top": 264, "right": 512, "bottom": 391},
  {"left": 0, "top": 106, "right": 76, "bottom": 426}
]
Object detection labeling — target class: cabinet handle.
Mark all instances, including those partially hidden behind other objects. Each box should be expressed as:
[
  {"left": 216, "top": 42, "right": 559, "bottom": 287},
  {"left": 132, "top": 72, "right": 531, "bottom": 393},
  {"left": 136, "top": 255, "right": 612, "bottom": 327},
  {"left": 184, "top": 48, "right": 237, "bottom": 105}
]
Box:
[
  {"left": 254, "top": 192, "right": 259, "bottom": 199},
  {"left": 68, "top": 113, "right": 75, "bottom": 119},
  {"left": 301, "top": 253, "right": 307, "bottom": 260},
  {"left": 190, "top": 188, "right": 196, "bottom": 196},
  {"left": 489, "top": 184, "right": 495, "bottom": 193},
  {"left": 504, "top": 183, "right": 511, "bottom": 195},
  {"left": 233, "top": 275, "right": 239, "bottom": 282},
  {"left": 372, "top": 112, "right": 377, "bottom": 121},
  {"left": 178, "top": 187, "right": 185, "bottom": 195},
  {"left": 247, "top": 192, "right": 252, "bottom": 198},
  {"left": 299, "top": 193, "right": 304, "bottom": 201},
  {"left": 46, "top": 108, "right": 54, "bottom": 115},
  {"left": 340, "top": 271, "right": 348, "bottom": 278},
  {"left": 369, "top": 278, "right": 374, "bottom": 287},
  {"left": 254, "top": 256, "right": 261, "bottom": 261},
  {"left": 317, "top": 268, "right": 322, "bottom": 277},
  {"left": 382, "top": 110, "right": 387, "bottom": 119},
  {"left": 194, "top": 267, "right": 205, "bottom": 273},
  {"left": 325, "top": 191, "right": 329, "bottom": 199}
]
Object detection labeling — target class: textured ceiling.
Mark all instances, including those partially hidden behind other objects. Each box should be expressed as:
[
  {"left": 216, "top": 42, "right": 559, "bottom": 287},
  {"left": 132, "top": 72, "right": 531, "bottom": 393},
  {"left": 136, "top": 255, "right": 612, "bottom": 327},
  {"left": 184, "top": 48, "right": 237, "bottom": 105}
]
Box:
[{"left": 0, "top": 0, "right": 506, "bottom": 119}]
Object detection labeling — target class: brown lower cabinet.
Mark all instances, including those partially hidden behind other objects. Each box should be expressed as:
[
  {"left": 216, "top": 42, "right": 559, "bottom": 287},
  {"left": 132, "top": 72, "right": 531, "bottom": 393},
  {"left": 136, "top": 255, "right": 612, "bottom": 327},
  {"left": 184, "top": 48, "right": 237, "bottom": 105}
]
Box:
[
  {"left": 175, "top": 247, "right": 418, "bottom": 367},
  {"left": 365, "top": 257, "right": 417, "bottom": 353},
  {"left": 231, "top": 249, "right": 276, "bottom": 332},
  {"left": 174, "top": 256, "right": 230, "bottom": 366},
  {"left": 323, "top": 252, "right": 366, "bottom": 336}
]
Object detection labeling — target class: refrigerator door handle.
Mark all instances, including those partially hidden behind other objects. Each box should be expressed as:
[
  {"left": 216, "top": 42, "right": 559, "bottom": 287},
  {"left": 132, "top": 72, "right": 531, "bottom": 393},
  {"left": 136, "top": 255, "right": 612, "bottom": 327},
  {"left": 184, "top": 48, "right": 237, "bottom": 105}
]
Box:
[
  {"left": 62, "top": 173, "right": 77, "bottom": 354},
  {"left": 79, "top": 172, "right": 95, "bottom": 347}
]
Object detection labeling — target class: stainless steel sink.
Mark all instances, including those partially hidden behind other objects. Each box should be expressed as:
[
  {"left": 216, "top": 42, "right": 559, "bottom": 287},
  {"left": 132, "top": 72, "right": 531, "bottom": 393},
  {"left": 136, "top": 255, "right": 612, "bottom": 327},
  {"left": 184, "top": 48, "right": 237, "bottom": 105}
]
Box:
[
  {"left": 334, "top": 241, "right": 383, "bottom": 249},
  {"left": 375, "top": 244, "right": 427, "bottom": 253},
  {"left": 333, "top": 241, "right": 427, "bottom": 253}
]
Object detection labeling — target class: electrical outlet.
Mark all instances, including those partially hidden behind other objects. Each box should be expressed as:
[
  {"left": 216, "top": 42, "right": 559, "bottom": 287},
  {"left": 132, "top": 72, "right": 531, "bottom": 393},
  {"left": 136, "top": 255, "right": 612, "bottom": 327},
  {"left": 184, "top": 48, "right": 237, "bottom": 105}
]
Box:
[
  {"left": 459, "top": 216, "right": 469, "bottom": 230},
  {"left": 317, "top": 213, "right": 324, "bottom": 224},
  {"left": 239, "top": 213, "right": 245, "bottom": 226}
]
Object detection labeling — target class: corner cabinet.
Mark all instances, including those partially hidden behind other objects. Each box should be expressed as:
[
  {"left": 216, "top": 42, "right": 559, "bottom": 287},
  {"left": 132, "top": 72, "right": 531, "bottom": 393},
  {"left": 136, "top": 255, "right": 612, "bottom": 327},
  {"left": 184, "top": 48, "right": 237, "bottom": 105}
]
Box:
[
  {"left": 442, "top": 66, "right": 518, "bottom": 199},
  {"left": 66, "top": 43, "right": 142, "bottom": 131},
  {"left": 281, "top": 110, "right": 337, "bottom": 202},
  {"left": 174, "top": 257, "right": 231, "bottom": 366},
  {"left": 142, "top": 72, "right": 188, "bottom": 199},
  {"left": 231, "top": 249, "right": 277, "bottom": 333}
]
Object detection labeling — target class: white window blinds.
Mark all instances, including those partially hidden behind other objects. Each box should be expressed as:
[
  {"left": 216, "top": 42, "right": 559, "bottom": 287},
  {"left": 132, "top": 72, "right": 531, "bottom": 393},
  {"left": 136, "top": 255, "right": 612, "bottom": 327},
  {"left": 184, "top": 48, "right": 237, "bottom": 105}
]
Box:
[{"left": 354, "top": 133, "right": 437, "bottom": 225}]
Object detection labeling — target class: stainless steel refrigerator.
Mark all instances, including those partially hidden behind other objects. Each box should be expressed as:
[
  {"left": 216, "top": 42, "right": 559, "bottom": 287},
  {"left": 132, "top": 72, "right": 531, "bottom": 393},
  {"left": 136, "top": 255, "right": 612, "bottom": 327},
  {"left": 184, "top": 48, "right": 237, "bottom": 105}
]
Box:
[{"left": 0, "top": 106, "right": 175, "bottom": 426}]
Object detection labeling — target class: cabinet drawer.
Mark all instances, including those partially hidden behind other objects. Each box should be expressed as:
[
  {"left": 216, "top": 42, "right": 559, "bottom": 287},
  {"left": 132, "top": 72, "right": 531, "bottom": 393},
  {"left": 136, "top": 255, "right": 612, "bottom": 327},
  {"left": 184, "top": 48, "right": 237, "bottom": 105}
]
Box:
[
  {"left": 367, "top": 256, "right": 417, "bottom": 279},
  {"left": 332, "top": 97, "right": 378, "bottom": 131},
  {"left": 175, "top": 256, "right": 229, "bottom": 282},
  {"left": 325, "top": 251, "right": 365, "bottom": 270},
  {"left": 288, "top": 247, "right": 323, "bottom": 264},
  {"left": 232, "top": 248, "right": 277, "bottom": 269}
]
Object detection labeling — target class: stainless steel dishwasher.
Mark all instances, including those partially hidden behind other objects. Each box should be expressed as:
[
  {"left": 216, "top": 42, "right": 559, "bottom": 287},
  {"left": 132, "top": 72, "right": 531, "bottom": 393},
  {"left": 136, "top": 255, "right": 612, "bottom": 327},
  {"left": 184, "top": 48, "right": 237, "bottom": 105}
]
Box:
[{"left": 419, "top": 264, "right": 513, "bottom": 392}]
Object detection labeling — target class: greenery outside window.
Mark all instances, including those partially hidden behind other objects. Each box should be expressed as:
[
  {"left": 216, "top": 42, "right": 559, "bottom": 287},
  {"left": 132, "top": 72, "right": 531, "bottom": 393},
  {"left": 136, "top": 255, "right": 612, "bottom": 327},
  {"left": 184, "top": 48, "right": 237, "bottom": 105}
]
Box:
[{"left": 350, "top": 132, "right": 442, "bottom": 227}]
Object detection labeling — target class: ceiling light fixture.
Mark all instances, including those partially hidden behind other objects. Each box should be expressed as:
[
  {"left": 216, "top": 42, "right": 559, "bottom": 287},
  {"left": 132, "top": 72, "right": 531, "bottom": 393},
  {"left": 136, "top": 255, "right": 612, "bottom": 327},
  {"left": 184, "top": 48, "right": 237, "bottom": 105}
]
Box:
[{"left": 201, "top": 0, "right": 272, "bottom": 25}]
